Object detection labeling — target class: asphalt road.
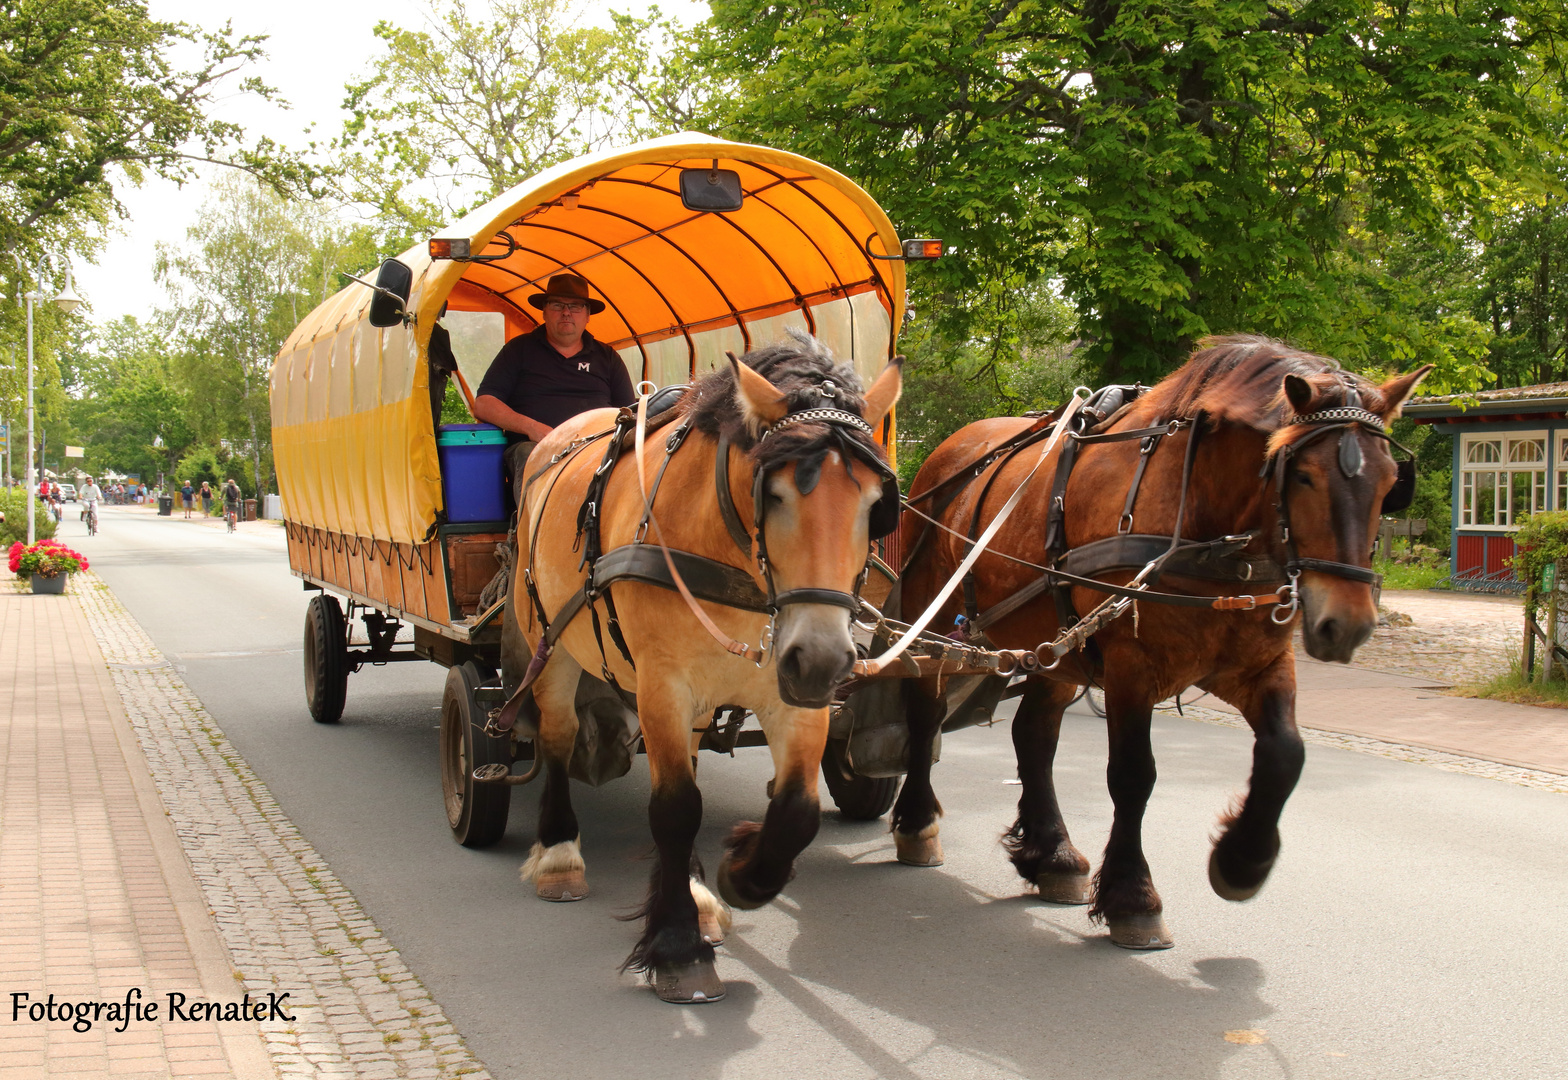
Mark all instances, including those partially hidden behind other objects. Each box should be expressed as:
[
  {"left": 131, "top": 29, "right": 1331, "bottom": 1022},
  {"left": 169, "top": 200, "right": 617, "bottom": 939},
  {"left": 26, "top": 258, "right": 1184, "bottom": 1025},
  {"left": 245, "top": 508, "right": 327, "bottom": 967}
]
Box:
[{"left": 77, "top": 504, "right": 1568, "bottom": 1080}]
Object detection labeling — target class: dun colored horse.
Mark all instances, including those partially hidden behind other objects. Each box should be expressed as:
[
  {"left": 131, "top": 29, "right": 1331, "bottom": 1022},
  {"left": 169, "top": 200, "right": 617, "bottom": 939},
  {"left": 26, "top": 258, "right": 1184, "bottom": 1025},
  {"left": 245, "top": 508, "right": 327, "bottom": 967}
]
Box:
[
  {"left": 503, "top": 335, "right": 901, "bottom": 1001},
  {"left": 892, "top": 336, "right": 1429, "bottom": 947}
]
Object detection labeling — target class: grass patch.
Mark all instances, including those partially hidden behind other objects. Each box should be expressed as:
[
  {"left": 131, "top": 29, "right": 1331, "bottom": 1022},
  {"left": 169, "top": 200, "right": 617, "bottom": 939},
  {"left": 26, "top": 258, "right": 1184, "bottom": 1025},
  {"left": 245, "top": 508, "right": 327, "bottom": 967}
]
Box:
[
  {"left": 1373, "top": 555, "right": 1451, "bottom": 591},
  {"left": 1452, "top": 652, "right": 1568, "bottom": 709},
  {"left": 1453, "top": 670, "right": 1568, "bottom": 708}
]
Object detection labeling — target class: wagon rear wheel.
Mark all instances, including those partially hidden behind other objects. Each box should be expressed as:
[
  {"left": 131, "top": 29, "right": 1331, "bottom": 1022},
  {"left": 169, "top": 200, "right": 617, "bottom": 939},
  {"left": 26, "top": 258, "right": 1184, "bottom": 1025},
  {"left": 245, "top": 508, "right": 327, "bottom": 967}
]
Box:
[
  {"left": 821, "top": 738, "right": 898, "bottom": 820},
  {"left": 303, "top": 594, "right": 349, "bottom": 724},
  {"left": 440, "top": 662, "right": 512, "bottom": 848}
]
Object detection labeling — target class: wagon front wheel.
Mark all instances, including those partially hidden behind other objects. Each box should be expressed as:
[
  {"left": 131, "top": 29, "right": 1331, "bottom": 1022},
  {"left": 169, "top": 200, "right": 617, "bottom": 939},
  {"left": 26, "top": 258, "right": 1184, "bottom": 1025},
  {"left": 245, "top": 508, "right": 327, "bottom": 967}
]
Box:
[
  {"left": 820, "top": 738, "right": 899, "bottom": 820},
  {"left": 440, "top": 662, "right": 512, "bottom": 847},
  {"left": 303, "top": 594, "right": 349, "bottom": 724}
]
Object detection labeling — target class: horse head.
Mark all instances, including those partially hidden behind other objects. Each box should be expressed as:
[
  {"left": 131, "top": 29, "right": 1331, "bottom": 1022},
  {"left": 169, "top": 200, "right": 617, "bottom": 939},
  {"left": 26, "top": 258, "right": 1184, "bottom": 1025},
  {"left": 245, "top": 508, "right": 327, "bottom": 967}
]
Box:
[
  {"left": 1267, "top": 364, "right": 1432, "bottom": 662},
  {"left": 727, "top": 342, "right": 903, "bottom": 706}
]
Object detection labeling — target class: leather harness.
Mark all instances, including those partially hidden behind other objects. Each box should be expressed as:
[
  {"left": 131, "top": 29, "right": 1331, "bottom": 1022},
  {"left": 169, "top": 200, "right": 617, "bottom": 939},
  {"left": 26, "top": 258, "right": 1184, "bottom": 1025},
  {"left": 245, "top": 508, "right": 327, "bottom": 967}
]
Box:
[
  {"left": 490, "top": 386, "right": 897, "bottom": 735},
  {"left": 903, "top": 381, "right": 1414, "bottom": 653}
]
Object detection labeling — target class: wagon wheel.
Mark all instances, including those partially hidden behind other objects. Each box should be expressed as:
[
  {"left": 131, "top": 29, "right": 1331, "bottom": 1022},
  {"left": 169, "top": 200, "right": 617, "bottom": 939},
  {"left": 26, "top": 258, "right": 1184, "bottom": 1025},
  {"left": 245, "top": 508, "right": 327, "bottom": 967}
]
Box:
[
  {"left": 820, "top": 738, "right": 898, "bottom": 821},
  {"left": 303, "top": 594, "right": 349, "bottom": 724},
  {"left": 440, "top": 661, "right": 512, "bottom": 848}
]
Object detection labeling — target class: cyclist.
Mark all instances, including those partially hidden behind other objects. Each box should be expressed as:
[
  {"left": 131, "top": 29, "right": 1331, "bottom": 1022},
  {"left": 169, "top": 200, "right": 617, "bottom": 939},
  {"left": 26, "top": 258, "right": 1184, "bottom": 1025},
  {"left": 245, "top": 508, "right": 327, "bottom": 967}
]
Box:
[
  {"left": 222, "top": 478, "right": 242, "bottom": 532},
  {"left": 80, "top": 476, "right": 103, "bottom": 536}
]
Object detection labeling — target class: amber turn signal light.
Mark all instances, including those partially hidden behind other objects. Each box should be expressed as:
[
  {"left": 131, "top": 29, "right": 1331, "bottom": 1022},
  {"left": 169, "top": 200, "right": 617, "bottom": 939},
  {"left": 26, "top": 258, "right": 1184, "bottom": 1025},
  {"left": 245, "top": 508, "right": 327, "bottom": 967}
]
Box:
[{"left": 429, "top": 237, "right": 472, "bottom": 260}]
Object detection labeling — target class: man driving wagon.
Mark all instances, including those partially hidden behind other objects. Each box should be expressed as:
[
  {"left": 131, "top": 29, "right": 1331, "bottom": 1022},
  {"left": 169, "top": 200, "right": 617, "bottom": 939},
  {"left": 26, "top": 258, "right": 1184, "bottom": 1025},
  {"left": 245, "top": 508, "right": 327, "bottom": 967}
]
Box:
[{"left": 469, "top": 273, "right": 635, "bottom": 499}]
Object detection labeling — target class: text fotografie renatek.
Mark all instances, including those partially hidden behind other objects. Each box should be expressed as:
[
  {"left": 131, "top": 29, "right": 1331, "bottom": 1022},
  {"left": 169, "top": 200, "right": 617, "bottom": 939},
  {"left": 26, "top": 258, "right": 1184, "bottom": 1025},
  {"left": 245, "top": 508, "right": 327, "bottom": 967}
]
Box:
[{"left": 9, "top": 988, "right": 296, "bottom": 1032}]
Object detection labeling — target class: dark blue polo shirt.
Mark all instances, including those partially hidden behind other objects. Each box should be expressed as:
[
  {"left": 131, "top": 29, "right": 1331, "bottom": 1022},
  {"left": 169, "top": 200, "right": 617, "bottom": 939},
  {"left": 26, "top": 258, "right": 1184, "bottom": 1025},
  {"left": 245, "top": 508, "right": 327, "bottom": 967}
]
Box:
[{"left": 476, "top": 326, "right": 635, "bottom": 440}]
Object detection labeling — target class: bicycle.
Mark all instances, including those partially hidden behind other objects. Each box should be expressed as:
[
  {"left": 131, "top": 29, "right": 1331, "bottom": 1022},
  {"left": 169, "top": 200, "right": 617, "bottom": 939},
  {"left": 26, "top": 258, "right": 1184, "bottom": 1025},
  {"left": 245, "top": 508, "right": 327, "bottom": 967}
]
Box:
[
  {"left": 86, "top": 503, "right": 98, "bottom": 537},
  {"left": 225, "top": 505, "right": 238, "bottom": 533}
]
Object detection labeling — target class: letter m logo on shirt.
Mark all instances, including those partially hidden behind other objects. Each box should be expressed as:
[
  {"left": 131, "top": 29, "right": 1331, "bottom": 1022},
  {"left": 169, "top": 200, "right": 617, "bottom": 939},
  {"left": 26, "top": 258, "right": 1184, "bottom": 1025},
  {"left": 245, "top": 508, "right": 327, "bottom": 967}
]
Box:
[{"left": 578, "top": 362, "right": 591, "bottom": 372}]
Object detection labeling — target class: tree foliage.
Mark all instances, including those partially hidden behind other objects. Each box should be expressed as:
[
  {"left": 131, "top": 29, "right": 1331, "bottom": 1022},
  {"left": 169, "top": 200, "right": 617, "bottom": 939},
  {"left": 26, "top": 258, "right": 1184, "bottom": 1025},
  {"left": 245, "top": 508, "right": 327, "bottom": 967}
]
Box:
[
  {"left": 698, "top": 0, "right": 1568, "bottom": 388},
  {"left": 155, "top": 176, "right": 381, "bottom": 498},
  {"left": 0, "top": 0, "right": 311, "bottom": 262},
  {"left": 330, "top": 0, "right": 696, "bottom": 234}
]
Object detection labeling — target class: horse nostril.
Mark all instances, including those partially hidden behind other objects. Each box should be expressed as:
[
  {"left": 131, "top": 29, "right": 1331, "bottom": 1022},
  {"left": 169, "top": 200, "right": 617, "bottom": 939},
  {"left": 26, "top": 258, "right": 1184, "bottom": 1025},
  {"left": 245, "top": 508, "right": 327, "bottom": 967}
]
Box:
[
  {"left": 778, "top": 646, "right": 804, "bottom": 686},
  {"left": 1316, "top": 617, "right": 1339, "bottom": 645}
]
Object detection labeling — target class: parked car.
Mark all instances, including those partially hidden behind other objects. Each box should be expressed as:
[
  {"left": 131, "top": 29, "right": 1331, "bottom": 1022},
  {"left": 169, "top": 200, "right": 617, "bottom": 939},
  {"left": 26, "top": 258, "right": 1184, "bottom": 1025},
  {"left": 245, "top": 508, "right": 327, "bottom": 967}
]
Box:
[{"left": 59, "top": 484, "right": 77, "bottom": 501}]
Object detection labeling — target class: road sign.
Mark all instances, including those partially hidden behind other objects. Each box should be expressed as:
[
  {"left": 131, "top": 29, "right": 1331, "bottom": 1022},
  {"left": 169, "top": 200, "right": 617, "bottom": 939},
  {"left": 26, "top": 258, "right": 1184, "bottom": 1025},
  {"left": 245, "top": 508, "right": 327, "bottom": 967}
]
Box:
[{"left": 64, "top": 445, "right": 84, "bottom": 458}]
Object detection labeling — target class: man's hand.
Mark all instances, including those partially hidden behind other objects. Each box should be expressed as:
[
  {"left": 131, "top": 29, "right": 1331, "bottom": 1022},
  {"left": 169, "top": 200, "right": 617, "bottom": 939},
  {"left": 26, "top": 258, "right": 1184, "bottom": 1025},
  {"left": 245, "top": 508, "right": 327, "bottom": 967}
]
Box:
[{"left": 473, "top": 394, "right": 553, "bottom": 442}]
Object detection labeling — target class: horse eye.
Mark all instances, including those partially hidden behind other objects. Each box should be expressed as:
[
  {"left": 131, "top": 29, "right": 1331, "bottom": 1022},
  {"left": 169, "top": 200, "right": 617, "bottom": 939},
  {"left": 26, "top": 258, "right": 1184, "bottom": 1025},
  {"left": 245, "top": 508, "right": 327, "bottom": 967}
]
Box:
[{"left": 1294, "top": 472, "right": 1314, "bottom": 488}]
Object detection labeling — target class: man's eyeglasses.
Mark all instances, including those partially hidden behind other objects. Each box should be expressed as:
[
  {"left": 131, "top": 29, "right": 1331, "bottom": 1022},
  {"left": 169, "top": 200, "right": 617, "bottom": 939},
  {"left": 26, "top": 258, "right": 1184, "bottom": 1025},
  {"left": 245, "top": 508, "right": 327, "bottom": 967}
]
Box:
[{"left": 545, "top": 301, "right": 589, "bottom": 314}]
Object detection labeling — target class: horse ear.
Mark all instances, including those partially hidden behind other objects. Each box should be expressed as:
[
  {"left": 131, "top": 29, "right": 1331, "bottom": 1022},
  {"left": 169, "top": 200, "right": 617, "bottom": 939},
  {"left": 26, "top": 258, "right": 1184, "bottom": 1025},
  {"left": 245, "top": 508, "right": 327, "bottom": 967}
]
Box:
[
  {"left": 728, "top": 352, "right": 788, "bottom": 432},
  {"left": 1378, "top": 364, "right": 1435, "bottom": 419},
  {"left": 1282, "top": 373, "right": 1316, "bottom": 415},
  {"left": 861, "top": 356, "right": 904, "bottom": 430}
]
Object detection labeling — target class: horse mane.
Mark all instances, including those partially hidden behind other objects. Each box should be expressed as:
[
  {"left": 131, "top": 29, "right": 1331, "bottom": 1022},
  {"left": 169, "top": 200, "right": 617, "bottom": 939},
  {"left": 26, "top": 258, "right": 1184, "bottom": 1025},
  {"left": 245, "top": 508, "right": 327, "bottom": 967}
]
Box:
[
  {"left": 1147, "top": 335, "right": 1396, "bottom": 451},
  {"left": 682, "top": 328, "right": 890, "bottom": 474}
]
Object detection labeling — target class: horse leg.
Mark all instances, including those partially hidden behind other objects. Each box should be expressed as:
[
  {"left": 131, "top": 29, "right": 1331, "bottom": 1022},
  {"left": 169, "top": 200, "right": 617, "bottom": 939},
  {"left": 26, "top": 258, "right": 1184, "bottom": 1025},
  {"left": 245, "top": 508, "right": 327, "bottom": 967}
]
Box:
[
  {"left": 717, "top": 705, "right": 829, "bottom": 909},
  {"left": 626, "top": 685, "right": 724, "bottom": 1004},
  {"left": 1004, "top": 678, "right": 1092, "bottom": 903},
  {"left": 1204, "top": 655, "right": 1304, "bottom": 900},
  {"left": 520, "top": 652, "right": 588, "bottom": 902},
  {"left": 890, "top": 679, "right": 946, "bottom": 866},
  {"left": 1091, "top": 684, "right": 1172, "bottom": 949}
]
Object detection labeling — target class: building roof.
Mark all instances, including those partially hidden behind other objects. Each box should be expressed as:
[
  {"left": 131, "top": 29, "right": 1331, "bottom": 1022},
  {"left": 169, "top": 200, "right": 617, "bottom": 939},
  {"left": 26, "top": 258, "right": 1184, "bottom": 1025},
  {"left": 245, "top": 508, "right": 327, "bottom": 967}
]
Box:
[{"left": 1404, "top": 381, "right": 1568, "bottom": 422}]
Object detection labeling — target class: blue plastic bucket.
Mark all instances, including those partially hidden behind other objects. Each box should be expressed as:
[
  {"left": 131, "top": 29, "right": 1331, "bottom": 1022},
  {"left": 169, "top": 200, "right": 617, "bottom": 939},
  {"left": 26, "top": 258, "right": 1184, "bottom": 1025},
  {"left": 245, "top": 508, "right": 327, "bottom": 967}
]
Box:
[{"left": 437, "top": 424, "right": 508, "bottom": 523}]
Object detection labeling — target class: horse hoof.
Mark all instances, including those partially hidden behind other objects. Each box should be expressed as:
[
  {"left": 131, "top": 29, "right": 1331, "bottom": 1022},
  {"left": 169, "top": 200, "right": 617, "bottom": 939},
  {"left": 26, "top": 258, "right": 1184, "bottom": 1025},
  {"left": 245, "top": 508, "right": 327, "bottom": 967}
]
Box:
[
  {"left": 1106, "top": 912, "right": 1174, "bottom": 950},
  {"left": 535, "top": 871, "right": 588, "bottom": 902},
  {"left": 894, "top": 827, "right": 943, "bottom": 867},
  {"left": 652, "top": 960, "right": 725, "bottom": 1004},
  {"left": 716, "top": 854, "right": 767, "bottom": 911},
  {"left": 1208, "top": 846, "right": 1275, "bottom": 902},
  {"left": 1035, "top": 870, "right": 1091, "bottom": 905}
]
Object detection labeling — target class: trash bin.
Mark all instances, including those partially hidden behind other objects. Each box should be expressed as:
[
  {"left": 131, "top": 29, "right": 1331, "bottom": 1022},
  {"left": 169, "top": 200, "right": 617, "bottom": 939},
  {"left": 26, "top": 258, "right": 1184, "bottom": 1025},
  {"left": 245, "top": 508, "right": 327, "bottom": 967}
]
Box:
[
  {"left": 244, "top": 498, "right": 257, "bottom": 522},
  {"left": 157, "top": 495, "right": 174, "bottom": 516}
]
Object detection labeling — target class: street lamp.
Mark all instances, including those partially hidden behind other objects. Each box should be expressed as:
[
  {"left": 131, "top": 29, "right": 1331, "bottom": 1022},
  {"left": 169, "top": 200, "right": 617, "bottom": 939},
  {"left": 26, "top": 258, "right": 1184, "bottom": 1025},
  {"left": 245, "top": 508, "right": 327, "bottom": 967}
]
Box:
[{"left": 14, "top": 260, "right": 83, "bottom": 544}]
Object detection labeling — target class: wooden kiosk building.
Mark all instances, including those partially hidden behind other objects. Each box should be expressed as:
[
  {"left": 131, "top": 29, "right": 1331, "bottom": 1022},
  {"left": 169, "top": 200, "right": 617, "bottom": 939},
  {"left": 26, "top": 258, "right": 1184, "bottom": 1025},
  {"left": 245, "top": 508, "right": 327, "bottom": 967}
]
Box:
[{"left": 1405, "top": 383, "right": 1568, "bottom": 589}]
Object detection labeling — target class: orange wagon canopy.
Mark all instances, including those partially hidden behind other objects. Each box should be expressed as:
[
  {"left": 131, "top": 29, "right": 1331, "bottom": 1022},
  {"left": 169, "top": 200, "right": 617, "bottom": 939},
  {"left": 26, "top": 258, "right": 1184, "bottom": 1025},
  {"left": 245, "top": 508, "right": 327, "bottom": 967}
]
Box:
[{"left": 271, "top": 133, "right": 923, "bottom": 546}]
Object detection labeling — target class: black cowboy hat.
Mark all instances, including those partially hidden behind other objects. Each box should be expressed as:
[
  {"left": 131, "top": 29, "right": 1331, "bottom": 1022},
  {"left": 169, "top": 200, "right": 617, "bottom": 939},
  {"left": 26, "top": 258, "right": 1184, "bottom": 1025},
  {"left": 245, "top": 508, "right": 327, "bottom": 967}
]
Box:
[{"left": 527, "top": 273, "right": 606, "bottom": 315}]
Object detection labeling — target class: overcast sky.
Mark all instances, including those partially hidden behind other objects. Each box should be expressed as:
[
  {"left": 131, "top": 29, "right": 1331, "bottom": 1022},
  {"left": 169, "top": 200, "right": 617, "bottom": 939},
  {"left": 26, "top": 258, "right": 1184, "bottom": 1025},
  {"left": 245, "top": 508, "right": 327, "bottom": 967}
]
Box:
[{"left": 75, "top": 0, "right": 708, "bottom": 324}]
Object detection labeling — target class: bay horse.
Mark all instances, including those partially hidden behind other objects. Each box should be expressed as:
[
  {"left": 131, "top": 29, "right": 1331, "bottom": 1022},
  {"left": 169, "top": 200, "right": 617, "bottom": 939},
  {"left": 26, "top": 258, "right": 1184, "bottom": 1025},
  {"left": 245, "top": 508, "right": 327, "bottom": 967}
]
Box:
[
  {"left": 501, "top": 334, "right": 902, "bottom": 1002},
  {"left": 891, "top": 335, "right": 1429, "bottom": 948}
]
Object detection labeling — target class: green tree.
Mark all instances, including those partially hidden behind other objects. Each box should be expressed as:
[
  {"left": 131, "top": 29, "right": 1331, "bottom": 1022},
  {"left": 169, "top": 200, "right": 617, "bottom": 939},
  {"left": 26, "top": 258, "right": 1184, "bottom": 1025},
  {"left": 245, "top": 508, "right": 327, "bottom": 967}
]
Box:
[
  {"left": 698, "top": 0, "right": 1566, "bottom": 387},
  {"left": 156, "top": 177, "right": 372, "bottom": 498},
  {"left": 61, "top": 316, "right": 194, "bottom": 482},
  {"left": 329, "top": 0, "right": 695, "bottom": 233},
  {"left": 0, "top": 0, "right": 311, "bottom": 263}
]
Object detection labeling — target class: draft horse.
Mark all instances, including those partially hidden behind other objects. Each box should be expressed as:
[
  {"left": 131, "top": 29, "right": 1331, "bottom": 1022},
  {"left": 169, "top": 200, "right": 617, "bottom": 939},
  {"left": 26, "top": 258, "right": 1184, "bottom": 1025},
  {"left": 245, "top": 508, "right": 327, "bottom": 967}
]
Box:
[
  {"left": 500, "top": 334, "right": 902, "bottom": 1001},
  {"left": 892, "top": 335, "right": 1429, "bottom": 947}
]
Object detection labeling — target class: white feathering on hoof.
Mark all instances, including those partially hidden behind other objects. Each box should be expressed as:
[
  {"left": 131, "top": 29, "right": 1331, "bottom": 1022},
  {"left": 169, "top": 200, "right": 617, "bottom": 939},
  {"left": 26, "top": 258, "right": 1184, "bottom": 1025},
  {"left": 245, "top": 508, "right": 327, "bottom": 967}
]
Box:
[
  {"left": 520, "top": 837, "right": 584, "bottom": 883},
  {"left": 690, "top": 877, "right": 733, "bottom": 945}
]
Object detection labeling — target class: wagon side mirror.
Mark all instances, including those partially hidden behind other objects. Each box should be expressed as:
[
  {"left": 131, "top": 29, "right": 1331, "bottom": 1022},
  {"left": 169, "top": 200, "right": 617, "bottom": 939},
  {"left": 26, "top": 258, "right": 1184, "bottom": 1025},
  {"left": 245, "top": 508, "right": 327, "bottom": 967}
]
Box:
[
  {"left": 368, "top": 259, "right": 414, "bottom": 328},
  {"left": 679, "top": 167, "right": 744, "bottom": 213}
]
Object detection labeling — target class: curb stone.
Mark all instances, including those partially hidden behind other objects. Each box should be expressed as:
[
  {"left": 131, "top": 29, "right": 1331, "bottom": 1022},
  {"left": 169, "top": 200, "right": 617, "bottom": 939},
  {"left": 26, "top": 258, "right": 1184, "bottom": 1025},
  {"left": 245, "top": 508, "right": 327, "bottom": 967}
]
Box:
[
  {"left": 1159, "top": 700, "right": 1568, "bottom": 795},
  {"left": 72, "top": 571, "right": 497, "bottom": 1080}
]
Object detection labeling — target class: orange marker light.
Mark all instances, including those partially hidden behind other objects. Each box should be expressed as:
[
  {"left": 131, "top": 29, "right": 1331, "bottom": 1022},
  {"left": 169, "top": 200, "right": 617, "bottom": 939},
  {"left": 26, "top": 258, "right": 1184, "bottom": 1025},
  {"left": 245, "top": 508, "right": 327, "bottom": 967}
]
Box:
[
  {"left": 429, "top": 237, "right": 471, "bottom": 260},
  {"left": 901, "top": 238, "right": 944, "bottom": 259}
]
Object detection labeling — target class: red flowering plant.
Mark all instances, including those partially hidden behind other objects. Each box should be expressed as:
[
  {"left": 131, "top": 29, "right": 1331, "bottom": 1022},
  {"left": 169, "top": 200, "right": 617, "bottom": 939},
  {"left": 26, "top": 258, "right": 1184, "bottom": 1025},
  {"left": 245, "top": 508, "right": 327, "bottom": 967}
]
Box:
[{"left": 9, "top": 539, "right": 90, "bottom": 579}]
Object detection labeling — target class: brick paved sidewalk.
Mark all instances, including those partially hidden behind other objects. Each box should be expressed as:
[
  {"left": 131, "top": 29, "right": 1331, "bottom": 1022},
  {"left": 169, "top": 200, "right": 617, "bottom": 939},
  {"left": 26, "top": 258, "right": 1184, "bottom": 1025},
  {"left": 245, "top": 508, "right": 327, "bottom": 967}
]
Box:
[
  {"left": 2, "top": 573, "right": 493, "bottom": 1080},
  {"left": 1, "top": 581, "right": 274, "bottom": 1079}
]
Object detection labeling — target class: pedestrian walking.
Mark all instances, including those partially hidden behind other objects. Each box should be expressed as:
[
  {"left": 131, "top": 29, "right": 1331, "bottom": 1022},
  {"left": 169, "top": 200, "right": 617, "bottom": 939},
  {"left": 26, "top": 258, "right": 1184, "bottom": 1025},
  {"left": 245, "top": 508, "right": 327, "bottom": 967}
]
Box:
[
  {"left": 199, "top": 482, "right": 212, "bottom": 515},
  {"left": 181, "top": 479, "right": 194, "bottom": 519}
]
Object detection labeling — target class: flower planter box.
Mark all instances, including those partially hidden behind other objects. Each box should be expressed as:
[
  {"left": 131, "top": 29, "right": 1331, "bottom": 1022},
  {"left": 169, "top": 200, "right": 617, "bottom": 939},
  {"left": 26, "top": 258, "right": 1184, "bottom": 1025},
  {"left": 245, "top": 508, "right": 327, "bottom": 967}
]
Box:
[{"left": 30, "top": 574, "right": 66, "bottom": 595}]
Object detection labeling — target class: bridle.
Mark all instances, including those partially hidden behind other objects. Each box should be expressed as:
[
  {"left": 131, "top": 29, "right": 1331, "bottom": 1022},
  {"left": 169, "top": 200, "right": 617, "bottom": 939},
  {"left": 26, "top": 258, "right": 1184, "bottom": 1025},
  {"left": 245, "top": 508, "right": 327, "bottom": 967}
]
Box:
[
  {"left": 643, "top": 383, "right": 899, "bottom": 665},
  {"left": 1262, "top": 393, "right": 1413, "bottom": 623}
]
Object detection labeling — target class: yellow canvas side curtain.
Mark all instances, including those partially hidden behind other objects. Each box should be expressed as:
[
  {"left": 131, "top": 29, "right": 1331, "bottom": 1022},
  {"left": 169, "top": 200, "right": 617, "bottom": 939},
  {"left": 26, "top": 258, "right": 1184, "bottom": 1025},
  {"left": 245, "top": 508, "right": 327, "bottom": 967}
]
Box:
[{"left": 269, "top": 132, "right": 942, "bottom": 545}]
